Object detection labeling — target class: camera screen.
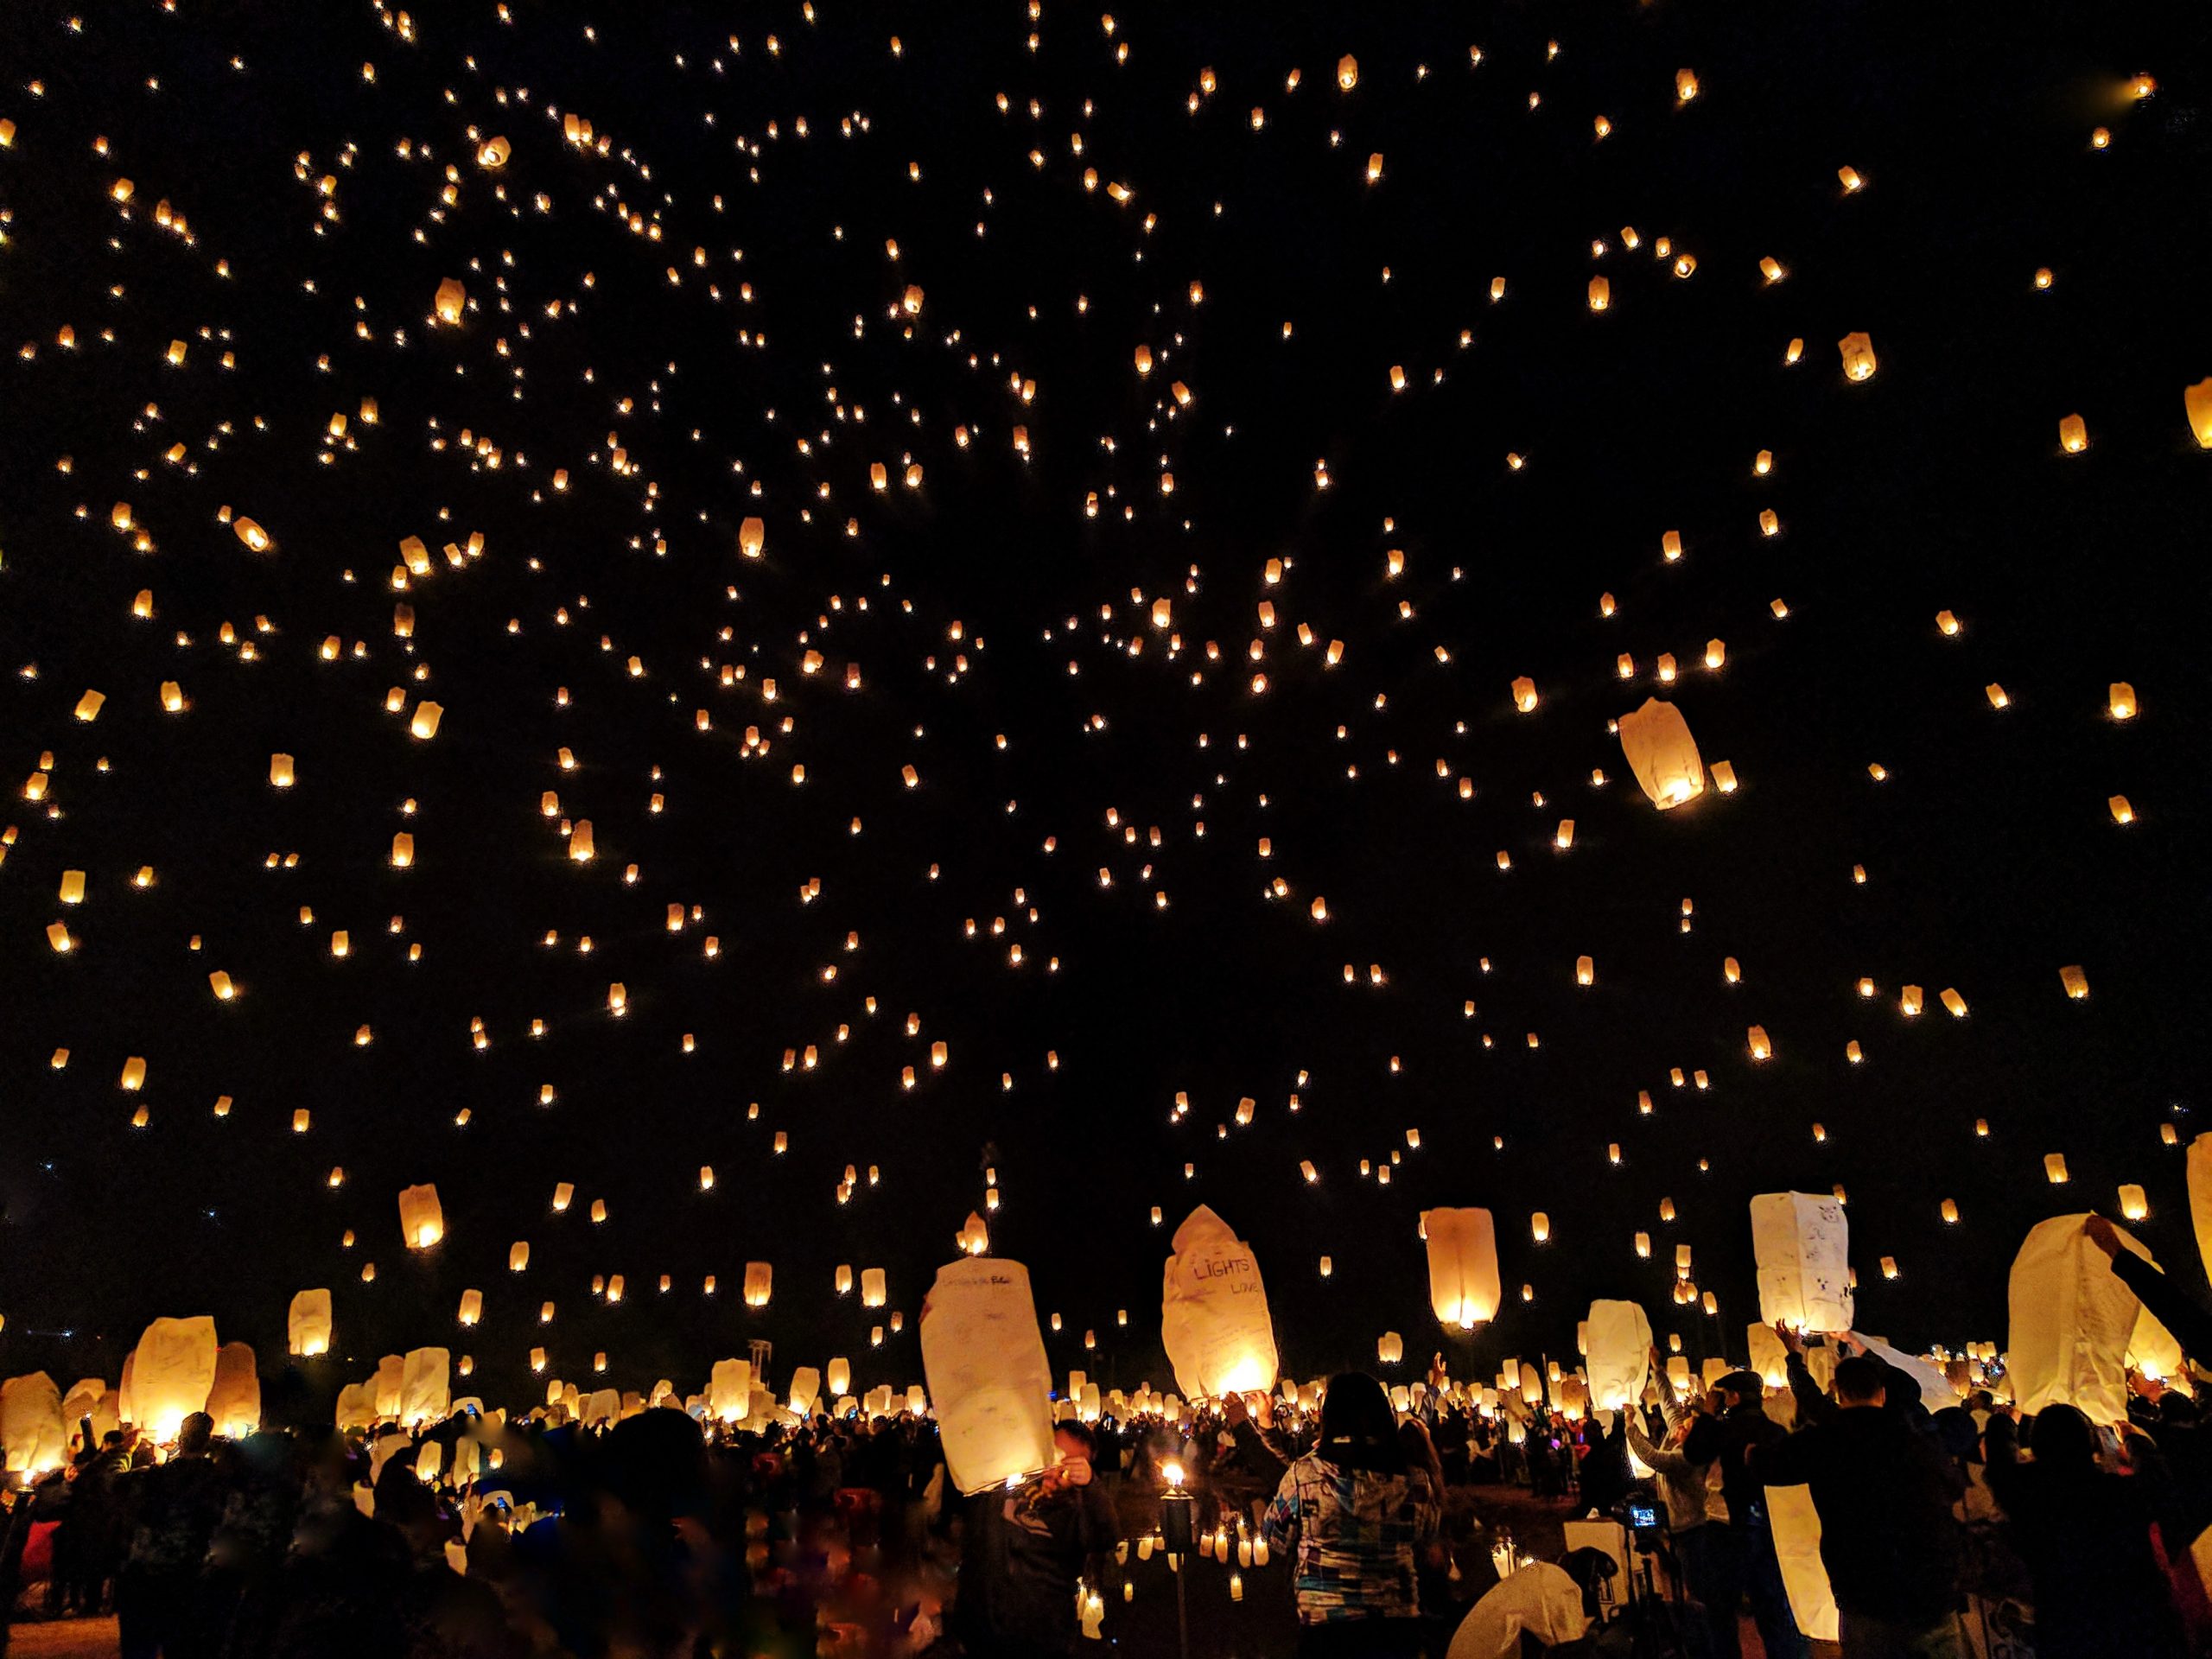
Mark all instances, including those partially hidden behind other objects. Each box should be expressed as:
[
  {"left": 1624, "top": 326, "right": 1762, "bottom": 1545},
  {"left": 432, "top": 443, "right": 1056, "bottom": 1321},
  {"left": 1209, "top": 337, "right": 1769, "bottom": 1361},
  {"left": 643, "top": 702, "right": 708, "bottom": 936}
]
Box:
[{"left": 1627, "top": 1503, "right": 1659, "bottom": 1529}]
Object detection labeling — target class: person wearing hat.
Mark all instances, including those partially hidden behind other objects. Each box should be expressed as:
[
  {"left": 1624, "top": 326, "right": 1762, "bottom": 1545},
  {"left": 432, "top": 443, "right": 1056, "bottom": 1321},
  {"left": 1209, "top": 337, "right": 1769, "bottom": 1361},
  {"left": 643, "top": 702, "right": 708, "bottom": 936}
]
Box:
[{"left": 1684, "top": 1370, "right": 1808, "bottom": 1659}]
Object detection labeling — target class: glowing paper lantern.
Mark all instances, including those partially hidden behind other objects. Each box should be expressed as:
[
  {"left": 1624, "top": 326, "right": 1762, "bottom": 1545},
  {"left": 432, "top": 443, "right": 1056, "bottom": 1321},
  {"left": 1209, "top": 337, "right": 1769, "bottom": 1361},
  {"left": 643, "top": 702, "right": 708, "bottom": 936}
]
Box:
[
  {"left": 2186, "top": 1134, "right": 2212, "bottom": 1289},
  {"left": 287, "top": 1289, "right": 333, "bottom": 1357},
  {"left": 2187, "top": 379, "right": 2212, "bottom": 449},
  {"left": 0, "top": 1374, "right": 67, "bottom": 1473},
  {"left": 1747, "top": 1323, "right": 1789, "bottom": 1388},
  {"left": 1838, "top": 333, "right": 1877, "bottom": 381},
  {"left": 334, "top": 1383, "right": 376, "bottom": 1429},
  {"left": 1751, "top": 1192, "right": 1853, "bottom": 1331},
  {"left": 434, "top": 278, "right": 466, "bottom": 324},
  {"left": 1378, "top": 1332, "right": 1404, "bottom": 1365},
  {"left": 920, "top": 1255, "right": 1057, "bottom": 1495},
  {"left": 744, "top": 1262, "right": 773, "bottom": 1306},
  {"left": 207, "top": 1343, "right": 260, "bottom": 1437},
  {"left": 2006, "top": 1215, "right": 2144, "bottom": 1424},
  {"left": 1584, "top": 1300, "right": 1652, "bottom": 1409},
  {"left": 1425, "top": 1207, "right": 1502, "bottom": 1329},
  {"left": 709, "top": 1359, "right": 753, "bottom": 1421},
  {"left": 861, "top": 1268, "right": 887, "bottom": 1307},
  {"left": 1160, "top": 1205, "right": 1280, "bottom": 1398},
  {"left": 1617, "top": 699, "right": 1704, "bottom": 809},
  {"left": 400, "top": 1348, "right": 450, "bottom": 1423},
  {"left": 128, "top": 1316, "right": 218, "bottom": 1439},
  {"left": 1768, "top": 1485, "right": 1841, "bottom": 1643},
  {"left": 397, "top": 1183, "right": 445, "bottom": 1249}
]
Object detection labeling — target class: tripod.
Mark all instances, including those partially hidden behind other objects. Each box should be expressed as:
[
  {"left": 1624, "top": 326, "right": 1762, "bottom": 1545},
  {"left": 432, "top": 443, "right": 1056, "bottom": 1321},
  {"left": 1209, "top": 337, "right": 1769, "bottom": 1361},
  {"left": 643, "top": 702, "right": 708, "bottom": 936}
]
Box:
[{"left": 1614, "top": 1526, "right": 1693, "bottom": 1659}]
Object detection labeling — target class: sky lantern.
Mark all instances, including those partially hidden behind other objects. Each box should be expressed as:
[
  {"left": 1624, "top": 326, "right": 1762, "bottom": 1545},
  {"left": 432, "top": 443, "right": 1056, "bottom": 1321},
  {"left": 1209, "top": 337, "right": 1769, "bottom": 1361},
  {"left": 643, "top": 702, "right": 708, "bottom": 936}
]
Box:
[
  {"left": 1425, "top": 1207, "right": 1501, "bottom": 1329},
  {"left": 434, "top": 279, "right": 466, "bottom": 324},
  {"left": 1839, "top": 332, "right": 1878, "bottom": 381},
  {"left": 2186, "top": 379, "right": 2212, "bottom": 448},
  {"left": 1160, "top": 1205, "right": 1278, "bottom": 1398},
  {"left": 1751, "top": 1192, "right": 1853, "bottom": 1331},
  {"left": 1585, "top": 1300, "right": 1652, "bottom": 1410},
  {"left": 1616, "top": 699, "right": 1704, "bottom": 808},
  {"left": 397, "top": 1183, "right": 445, "bottom": 1249},
  {"left": 920, "top": 1255, "right": 1056, "bottom": 1493},
  {"left": 1337, "top": 54, "right": 1358, "bottom": 91},
  {"left": 127, "top": 1317, "right": 219, "bottom": 1441},
  {"left": 2007, "top": 1216, "right": 2145, "bottom": 1424},
  {"left": 286, "top": 1290, "right": 332, "bottom": 1357}
]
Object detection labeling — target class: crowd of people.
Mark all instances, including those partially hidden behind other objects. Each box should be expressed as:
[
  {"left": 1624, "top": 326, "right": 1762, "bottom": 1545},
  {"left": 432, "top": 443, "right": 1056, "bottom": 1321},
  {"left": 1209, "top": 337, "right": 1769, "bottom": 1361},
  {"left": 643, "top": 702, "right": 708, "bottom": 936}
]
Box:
[{"left": 3, "top": 1214, "right": 2207, "bottom": 1659}]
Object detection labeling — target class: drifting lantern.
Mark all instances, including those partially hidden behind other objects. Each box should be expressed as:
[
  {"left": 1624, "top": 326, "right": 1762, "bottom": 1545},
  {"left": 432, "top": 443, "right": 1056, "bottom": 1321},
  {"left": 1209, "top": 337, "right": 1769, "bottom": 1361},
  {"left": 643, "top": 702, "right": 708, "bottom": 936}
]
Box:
[
  {"left": 1617, "top": 699, "right": 1704, "bottom": 808},
  {"left": 1425, "top": 1207, "right": 1501, "bottom": 1329},
  {"left": 2186, "top": 379, "right": 2212, "bottom": 448},
  {"left": 397, "top": 1184, "right": 444, "bottom": 1249}
]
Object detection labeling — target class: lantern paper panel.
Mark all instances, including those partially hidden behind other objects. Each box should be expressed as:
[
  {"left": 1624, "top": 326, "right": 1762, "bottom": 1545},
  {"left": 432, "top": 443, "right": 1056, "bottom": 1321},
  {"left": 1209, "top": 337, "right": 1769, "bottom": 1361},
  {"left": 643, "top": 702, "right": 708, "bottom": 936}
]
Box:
[
  {"left": 1616, "top": 699, "right": 1705, "bottom": 809},
  {"left": 207, "top": 1342, "right": 261, "bottom": 1437},
  {"left": 1767, "top": 1484, "right": 1842, "bottom": 1643},
  {"left": 1583, "top": 1300, "right": 1652, "bottom": 1409},
  {"left": 2005, "top": 1214, "right": 2142, "bottom": 1425},
  {"left": 1425, "top": 1207, "right": 1503, "bottom": 1329},
  {"left": 0, "top": 1373, "right": 67, "bottom": 1474},
  {"left": 288, "top": 1288, "right": 333, "bottom": 1357},
  {"left": 1751, "top": 1192, "right": 1854, "bottom": 1332},
  {"left": 1160, "top": 1205, "right": 1280, "bottom": 1400},
  {"left": 918, "top": 1255, "right": 1056, "bottom": 1495},
  {"left": 127, "top": 1317, "right": 219, "bottom": 1440}
]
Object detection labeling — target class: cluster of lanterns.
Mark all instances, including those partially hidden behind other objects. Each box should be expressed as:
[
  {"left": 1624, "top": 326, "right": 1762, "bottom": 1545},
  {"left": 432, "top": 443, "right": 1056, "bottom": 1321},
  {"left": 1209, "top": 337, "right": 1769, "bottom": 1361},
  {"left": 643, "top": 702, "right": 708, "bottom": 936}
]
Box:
[{"left": 0, "top": 0, "right": 2192, "bottom": 1528}]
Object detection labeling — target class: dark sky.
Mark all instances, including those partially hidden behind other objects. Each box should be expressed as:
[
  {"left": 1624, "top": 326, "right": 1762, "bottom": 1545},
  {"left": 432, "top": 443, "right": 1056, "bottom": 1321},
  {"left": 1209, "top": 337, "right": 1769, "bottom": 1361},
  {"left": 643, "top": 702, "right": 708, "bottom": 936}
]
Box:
[{"left": 2, "top": 0, "right": 2209, "bottom": 1414}]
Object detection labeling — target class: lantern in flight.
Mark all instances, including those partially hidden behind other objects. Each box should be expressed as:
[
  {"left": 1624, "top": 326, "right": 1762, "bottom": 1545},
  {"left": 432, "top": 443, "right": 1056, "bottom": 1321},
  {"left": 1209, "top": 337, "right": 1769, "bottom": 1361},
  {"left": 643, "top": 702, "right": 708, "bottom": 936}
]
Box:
[
  {"left": 1617, "top": 699, "right": 1704, "bottom": 809},
  {"left": 397, "top": 1184, "right": 445, "bottom": 1249},
  {"left": 1425, "top": 1207, "right": 1501, "bottom": 1329}
]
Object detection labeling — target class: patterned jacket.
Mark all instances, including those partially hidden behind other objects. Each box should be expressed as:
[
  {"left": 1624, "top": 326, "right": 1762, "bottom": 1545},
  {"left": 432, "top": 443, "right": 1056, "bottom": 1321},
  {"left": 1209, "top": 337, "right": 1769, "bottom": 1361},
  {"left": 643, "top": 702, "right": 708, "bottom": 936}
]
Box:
[{"left": 1261, "top": 1453, "right": 1440, "bottom": 1624}]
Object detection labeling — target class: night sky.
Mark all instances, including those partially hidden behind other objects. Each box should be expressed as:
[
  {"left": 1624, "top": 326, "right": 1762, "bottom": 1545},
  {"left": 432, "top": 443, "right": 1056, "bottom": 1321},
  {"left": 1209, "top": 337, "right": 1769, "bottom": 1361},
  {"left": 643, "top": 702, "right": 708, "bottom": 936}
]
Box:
[{"left": 3, "top": 0, "right": 2209, "bottom": 1414}]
